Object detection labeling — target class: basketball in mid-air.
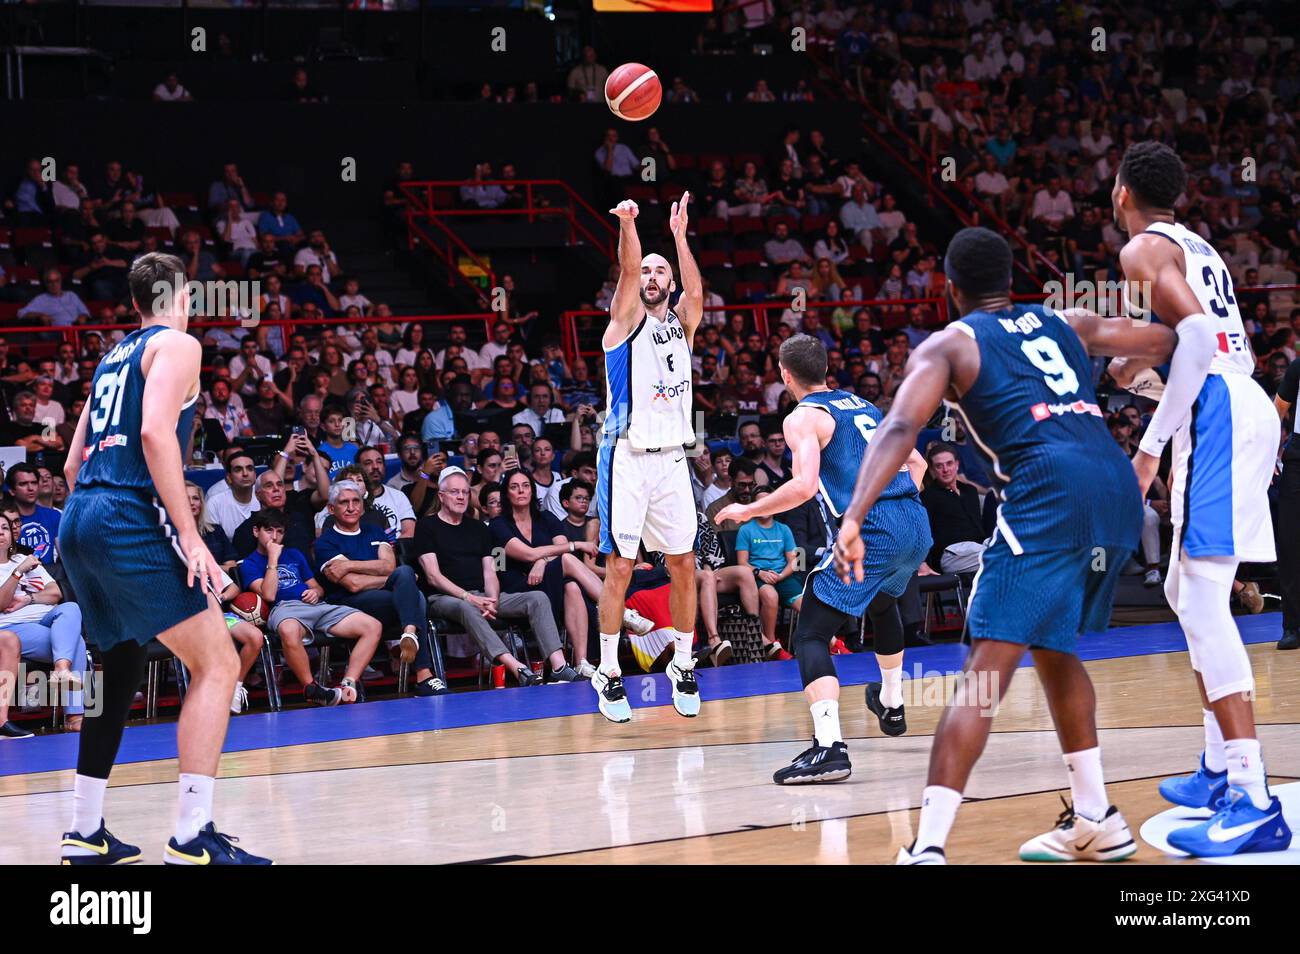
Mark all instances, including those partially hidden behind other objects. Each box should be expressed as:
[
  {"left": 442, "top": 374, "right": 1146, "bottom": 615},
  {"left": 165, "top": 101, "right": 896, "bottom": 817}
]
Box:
[
  {"left": 605, "top": 63, "right": 661, "bottom": 121},
  {"left": 231, "top": 591, "right": 266, "bottom": 627}
]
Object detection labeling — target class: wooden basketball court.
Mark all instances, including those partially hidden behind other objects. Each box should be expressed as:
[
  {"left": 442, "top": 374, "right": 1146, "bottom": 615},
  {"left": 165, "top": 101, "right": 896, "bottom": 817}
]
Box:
[{"left": 0, "top": 615, "right": 1294, "bottom": 865}]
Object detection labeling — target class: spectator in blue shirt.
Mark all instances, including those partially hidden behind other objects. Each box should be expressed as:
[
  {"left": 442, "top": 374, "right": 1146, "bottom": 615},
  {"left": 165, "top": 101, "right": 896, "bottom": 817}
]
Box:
[
  {"left": 13, "top": 159, "right": 54, "bottom": 225},
  {"left": 318, "top": 408, "right": 360, "bottom": 478},
  {"left": 256, "top": 192, "right": 305, "bottom": 247},
  {"left": 735, "top": 488, "right": 802, "bottom": 653},
  {"left": 315, "top": 480, "right": 441, "bottom": 694},
  {"left": 17, "top": 270, "right": 90, "bottom": 328},
  {"left": 242, "top": 507, "right": 381, "bottom": 706},
  {"left": 8, "top": 464, "right": 61, "bottom": 565}
]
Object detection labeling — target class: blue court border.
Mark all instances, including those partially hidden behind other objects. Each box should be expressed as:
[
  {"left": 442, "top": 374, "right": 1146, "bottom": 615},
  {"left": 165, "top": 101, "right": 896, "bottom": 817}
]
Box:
[{"left": 0, "top": 614, "right": 1285, "bottom": 779}]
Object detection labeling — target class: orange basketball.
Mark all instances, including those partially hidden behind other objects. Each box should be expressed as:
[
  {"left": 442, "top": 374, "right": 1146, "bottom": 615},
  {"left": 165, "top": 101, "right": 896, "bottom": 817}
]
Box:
[{"left": 605, "top": 63, "right": 662, "bottom": 121}]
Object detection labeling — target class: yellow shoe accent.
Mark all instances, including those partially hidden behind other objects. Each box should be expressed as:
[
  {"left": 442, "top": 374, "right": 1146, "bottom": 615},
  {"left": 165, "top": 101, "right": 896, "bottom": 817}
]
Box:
[
  {"left": 61, "top": 836, "right": 110, "bottom": 855},
  {"left": 165, "top": 845, "right": 211, "bottom": 865}
]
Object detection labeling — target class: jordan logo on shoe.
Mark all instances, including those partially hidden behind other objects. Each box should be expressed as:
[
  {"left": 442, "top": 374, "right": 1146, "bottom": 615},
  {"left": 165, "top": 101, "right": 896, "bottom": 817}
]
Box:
[{"left": 1207, "top": 811, "right": 1277, "bottom": 843}]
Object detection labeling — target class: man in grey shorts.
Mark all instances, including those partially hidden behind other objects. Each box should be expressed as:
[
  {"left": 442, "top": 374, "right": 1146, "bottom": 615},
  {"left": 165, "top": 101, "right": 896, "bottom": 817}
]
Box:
[
  {"left": 413, "top": 467, "right": 583, "bottom": 686},
  {"left": 240, "top": 508, "right": 383, "bottom": 706}
]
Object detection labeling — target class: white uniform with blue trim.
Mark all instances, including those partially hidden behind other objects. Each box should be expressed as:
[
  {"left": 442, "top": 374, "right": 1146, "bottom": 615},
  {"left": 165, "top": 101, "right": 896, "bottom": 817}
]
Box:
[
  {"left": 596, "top": 308, "right": 697, "bottom": 558},
  {"left": 1146, "top": 221, "right": 1275, "bottom": 562}
]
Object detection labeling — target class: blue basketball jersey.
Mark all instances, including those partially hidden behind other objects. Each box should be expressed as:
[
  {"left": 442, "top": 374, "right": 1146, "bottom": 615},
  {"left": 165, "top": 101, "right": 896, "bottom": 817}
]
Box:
[
  {"left": 946, "top": 304, "right": 1140, "bottom": 554},
  {"left": 76, "top": 324, "right": 198, "bottom": 492},
  {"left": 798, "top": 389, "right": 919, "bottom": 518}
]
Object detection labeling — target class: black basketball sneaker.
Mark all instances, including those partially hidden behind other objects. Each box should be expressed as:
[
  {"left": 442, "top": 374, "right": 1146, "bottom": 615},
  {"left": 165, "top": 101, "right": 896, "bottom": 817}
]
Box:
[
  {"left": 866, "top": 681, "right": 906, "bottom": 736},
  {"left": 772, "top": 740, "right": 852, "bottom": 785}
]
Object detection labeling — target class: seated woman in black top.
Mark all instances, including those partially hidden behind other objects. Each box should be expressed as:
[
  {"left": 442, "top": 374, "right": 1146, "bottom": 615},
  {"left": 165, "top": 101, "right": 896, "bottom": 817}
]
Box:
[
  {"left": 489, "top": 469, "right": 602, "bottom": 673},
  {"left": 187, "top": 480, "right": 239, "bottom": 573}
]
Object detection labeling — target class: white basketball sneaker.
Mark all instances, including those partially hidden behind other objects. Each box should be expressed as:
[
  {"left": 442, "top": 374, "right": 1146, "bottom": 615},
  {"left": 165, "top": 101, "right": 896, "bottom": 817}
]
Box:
[
  {"left": 622, "top": 607, "right": 656, "bottom": 636},
  {"left": 896, "top": 843, "right": 946, "bottom": 865},
  {"left": 665, "top": 658, "right": 700, "bottom": 717},
  {"left": 1019, "top": 800, "right": 1137, "bottom": 862}
]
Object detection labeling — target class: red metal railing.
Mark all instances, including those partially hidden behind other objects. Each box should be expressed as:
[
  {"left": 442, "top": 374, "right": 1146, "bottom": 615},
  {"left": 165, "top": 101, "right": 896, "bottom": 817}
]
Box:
[
  {"left": 0, "top": 311, "right": 500, "bottom": 359},
  {"left": 400, "top": 179, "right": 618, "bottom": 303},
  {"left": 561, "top": 284, "right": 1300, "bottom": 363}
]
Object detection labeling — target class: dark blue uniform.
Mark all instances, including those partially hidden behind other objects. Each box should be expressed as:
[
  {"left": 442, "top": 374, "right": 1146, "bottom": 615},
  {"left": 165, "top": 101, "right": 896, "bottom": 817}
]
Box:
[
  {"left": 60, "top": 325, "right": 210, "bottom": 649},
  {"left": 948, "top": 305, "right": 1141, "bottom": 652},
  {"left": 800, "top": 389, "right": 931, "bottom": 616}
]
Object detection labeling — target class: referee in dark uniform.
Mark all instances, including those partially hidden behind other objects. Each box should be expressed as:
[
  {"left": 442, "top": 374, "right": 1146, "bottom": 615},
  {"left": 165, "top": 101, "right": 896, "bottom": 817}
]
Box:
[{"left": 1275, "top": 357, "right": 1300, "bottom": 650}]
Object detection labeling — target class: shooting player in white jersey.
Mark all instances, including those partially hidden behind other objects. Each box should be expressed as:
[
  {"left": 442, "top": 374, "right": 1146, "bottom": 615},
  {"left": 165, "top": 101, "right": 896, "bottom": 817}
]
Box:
[
  {"left": 593, "top": 194, "right": 704, "bottom": 724},
  {"left": 1111, "top": 141, "right": 1291, "bottom": 858}
]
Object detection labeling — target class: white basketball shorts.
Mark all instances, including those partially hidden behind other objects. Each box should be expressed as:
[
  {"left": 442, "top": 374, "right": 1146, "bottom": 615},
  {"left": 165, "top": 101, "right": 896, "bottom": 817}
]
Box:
[
  {"left": 596, "top": 441, "right": 696, "bottom": 559},
  {"left": 1168, "top": 372, "right": 1276, "bottom": 563}
]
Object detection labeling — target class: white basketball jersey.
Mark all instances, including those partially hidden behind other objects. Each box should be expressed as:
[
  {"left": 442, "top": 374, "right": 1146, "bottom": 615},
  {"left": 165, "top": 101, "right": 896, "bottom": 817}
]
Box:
[
  {"left": 1142, "top": 221, "right": 1254, "bottom": 377},
  {"left": 603, "top": 308, "right": 694, "bottom": 449}
]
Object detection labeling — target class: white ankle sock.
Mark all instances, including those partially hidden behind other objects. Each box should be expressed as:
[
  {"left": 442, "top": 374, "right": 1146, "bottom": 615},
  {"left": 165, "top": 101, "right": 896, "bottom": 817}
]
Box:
[
  {"left": 598, "top": 632, "right": 621, "bottom": 675},
  {"left": 71, "top": 774, "right": 107, "bottom": 838},
  {"left": 879, "top": 664, "right": 904, "bottom": 709},
  {"left": 1062, "top": 747, "right": 1108, "bottom": 822},
  {"left": 915, "top": 785, "right": 962, "bottom": 852},
  {"left": 1202, "top": 709, "right": 1227, "bottom": 773},
  {"left": 1223, "top": 738, "right": 1270, "bottom": 810},
  {"left": 810, "top": 699, "right": 842, "bottom": 747},
  {"left": 670, "top": 629, "right": 694, "bottom": 667},
  {"left": 175, "top": 773, "right": 215, "bottom": 845}
]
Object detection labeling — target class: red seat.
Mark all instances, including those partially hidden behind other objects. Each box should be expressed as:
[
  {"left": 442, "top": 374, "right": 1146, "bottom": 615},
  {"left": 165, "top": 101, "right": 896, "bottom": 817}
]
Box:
[
  {"left": 221, "top": 261, "right": 245, "bottom": 279},
  {"left": 696, "top": 217, "right": 728, "bottom": 236},
  {"left": 699, "top": 249, "right": 730, "bottom": 268},
  {"left": 730, "top": 216, "right": 764, "bottom": 235},
  {"left": 10, "top": 265, "right": 39, "bottom": 283},
  {"left": 13, "top": 227, "right": 52, "bottom": 248},
  {"left": 733, "top": 249, "right": 765, "bottom": 267},
  {"left": 161, "top": 192, "right": 199, "bottom": 210},
  {"left": 658, "top": 182, "right": 686, "bottom": 203},
  {"left": 622, "top": 184, "right": 659, "bottom": 205},
  {"left": 801, "top": 214, "right": 831, "bottom": 234},
  {"left": 252, "top": 191, "right": 275, "bottom": 208},
  {"left": 146, "top": 226, "right": 174, "bottom": 242},
  {"left": 733, "top": 280, "right": 769, "bottom": 299},
  {"left": 0, "top": 302, "right": 20, "bottom": 321},
  {"left": 673, "top": 152, "right": 697, "bottom": 170}
]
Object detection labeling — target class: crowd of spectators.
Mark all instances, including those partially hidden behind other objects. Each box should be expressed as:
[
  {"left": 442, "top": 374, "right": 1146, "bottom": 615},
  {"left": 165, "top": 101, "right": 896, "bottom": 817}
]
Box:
[{"left": 1, "top": 1, "right": 1295, "bottom": 730}]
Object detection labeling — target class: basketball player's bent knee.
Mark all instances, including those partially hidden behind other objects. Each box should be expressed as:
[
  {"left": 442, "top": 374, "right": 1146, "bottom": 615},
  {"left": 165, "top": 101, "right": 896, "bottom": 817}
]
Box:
[{"left": 1168, "top": 555, "right": 1253, "bottom": 702}]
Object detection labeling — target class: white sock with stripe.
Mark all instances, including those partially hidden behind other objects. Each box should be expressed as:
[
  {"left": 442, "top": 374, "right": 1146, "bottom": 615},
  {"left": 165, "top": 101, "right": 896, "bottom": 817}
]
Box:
[
  {"left": 1062, "top": 747, "right": 1108, "bottom": 822},
  {"left": 810, "top": 699, "right": 842, "bottom": 747},
  {"left": 598, "top": 632, "right": 621, "bottom": 676},
  {"left": 1202, "top": 708, "right": 1227, "bottom": 773},
  {"left": 1223, "top": 738, "right": 1270, "bottom": 810},
  {"left": 915, "top": 785, "right": 962, "bottom": 853},
  {"left": 175, "top": 773, "right": 215, "bottom": 845},
  {"left": 70, "top": 774, "right": 107, "bottom": 841},
  {"left": 671, "top": 629, "right": 694, "bottom": 668},
  {"left": 879, "top": 662, "right": 904, "bottom": 709}
]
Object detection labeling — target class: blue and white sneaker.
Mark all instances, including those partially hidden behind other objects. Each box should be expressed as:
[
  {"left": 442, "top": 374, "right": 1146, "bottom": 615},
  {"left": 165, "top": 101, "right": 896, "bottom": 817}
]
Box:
[
  {"left": 164, "top": 822, "right": 273, "bottom": 865},
  {"left": 665, "top": 659, "right": 700, "bottom": 718},
  {"left": 1158, "top": 752, "right": 1228, "bottom": 809},
  {"left": 61, "top": 821, "right": 142, "bottom": 865},
  {"left": 591, "top": 668, "right": 632, "bottom": 724},
  {"left": 1166, "top": 786, "right": 1293, "bottom": 858}
]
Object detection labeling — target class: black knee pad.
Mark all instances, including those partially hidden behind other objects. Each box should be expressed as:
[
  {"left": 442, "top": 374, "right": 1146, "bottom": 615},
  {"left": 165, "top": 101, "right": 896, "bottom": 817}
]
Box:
[
  {"left": 76, "top": 640, "right": 149, "bottom": 780},
  {"left": 867, "top": 591, "right": 905, "bottom": 657},
  {"left": 792, "top": 592, "right": 847, "bottom": 688}
]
